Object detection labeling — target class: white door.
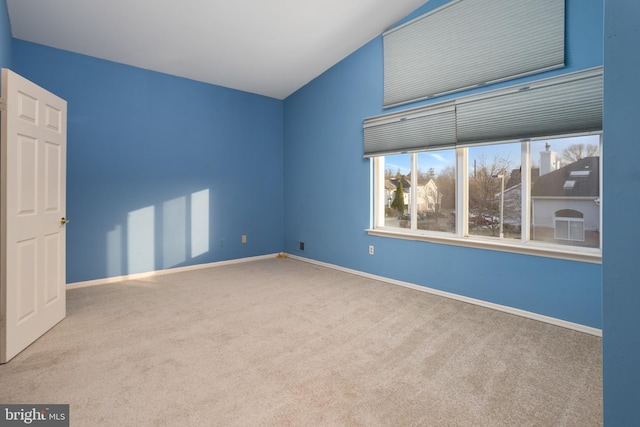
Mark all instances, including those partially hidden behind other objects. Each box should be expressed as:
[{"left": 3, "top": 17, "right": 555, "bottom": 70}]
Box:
[{"left": 1, "top": 69, "right": 67, "bottom": 363}]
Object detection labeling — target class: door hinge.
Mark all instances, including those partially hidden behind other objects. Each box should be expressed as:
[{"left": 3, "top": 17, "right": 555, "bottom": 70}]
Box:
[{"left": 0, "top": 97, "right": 5, "bottom": 111}]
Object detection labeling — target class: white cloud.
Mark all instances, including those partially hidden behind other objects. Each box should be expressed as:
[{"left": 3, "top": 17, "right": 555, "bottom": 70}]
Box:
[{"left": 429, "top": 153, "right": 447, "bottom": 162}]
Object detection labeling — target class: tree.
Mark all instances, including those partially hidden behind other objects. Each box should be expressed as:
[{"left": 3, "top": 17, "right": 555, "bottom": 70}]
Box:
[
  {"left": 435, "top": 166, "right": 455, "bottom": 210},
  {"left": 417, "top": 167, "right": 436, "bottom": 185},
  {"left": 468, "top": 155, "right": 513, "bottom": 236},
  {"left": 385, "top": 167, "right": 405, "bottom": 180},
  {"left": 561, "top": 143, "right": 599, "bottom": 163},
  {"left": 391, "top": 181, "right": 405, "bottom": 217},
  {"left": 426, "top": 167, "right": 436, "bottom": 181}
]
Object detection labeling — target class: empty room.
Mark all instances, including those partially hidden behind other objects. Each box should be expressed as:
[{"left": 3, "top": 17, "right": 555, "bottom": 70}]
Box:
[{"left": 0, "top": 0, "right": 638, "bottom": 425}]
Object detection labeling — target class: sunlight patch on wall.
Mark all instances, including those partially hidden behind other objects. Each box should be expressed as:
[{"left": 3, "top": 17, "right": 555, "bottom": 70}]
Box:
[
  {"left": 162, "top": 196, "right": 187, "bottom": 268},
  {"left": 127, "top": 205, "right": 155, "bottom": 274},
  {"left": 191, "top": 189, "right": 209, "bottom": 258}
]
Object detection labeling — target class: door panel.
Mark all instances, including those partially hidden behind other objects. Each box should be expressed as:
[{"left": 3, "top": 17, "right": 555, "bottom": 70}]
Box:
[
  {"left": 17, "top": 135, "right": 38, "bottom": 215},
  {"left": 45, "top": 141, "right": 62, "bottom": 212},
  {"left": 44, "top": 233, "right": 62, "bottom": 305},
  {"left": 16, "top": 239, "right": 37, "bottom": 322},
  {"left": 1, "top": 69, "right": 67, "bottom": 363},
  {"left": 17, "top": 90, "right": 37, "bottom": 123},
  {"left": 45, "top": 103, "right": 62, "bottom": 132}
]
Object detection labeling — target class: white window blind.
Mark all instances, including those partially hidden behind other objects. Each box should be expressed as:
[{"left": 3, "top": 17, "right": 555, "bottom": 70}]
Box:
[
  {"left": 363, "top": 102, "right": 456, "bottom": 157},
  {"left": 456, "top": 69, "right": 603, "bottom": 145},
  {"left": 363, "top": 67, "right": 603, "bottom": 158},
  {"left": 383, "top": 0, "right": 565, "bottom": 108}
]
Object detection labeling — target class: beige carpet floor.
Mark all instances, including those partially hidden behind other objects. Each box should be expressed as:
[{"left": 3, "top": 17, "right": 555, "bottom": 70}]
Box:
[{"left": 0, "top": 257, "right": 602, "bottom": 426}]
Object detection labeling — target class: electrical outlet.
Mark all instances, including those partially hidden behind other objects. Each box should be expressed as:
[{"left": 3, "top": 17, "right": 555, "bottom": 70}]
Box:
[
  {"left": 299, "top": 241, "right": 305, "bottom": 251},
  {"left": 242, "top": 235, "right": 247, "bottom": 244},
  {"left": 369, "top": 245, "right": 374, "bottom": 255}
]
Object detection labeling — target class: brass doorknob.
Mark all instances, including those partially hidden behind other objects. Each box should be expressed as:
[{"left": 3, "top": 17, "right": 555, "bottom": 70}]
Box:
[{"left": 60, "top": 217, "right": 70, "bottom": 225}]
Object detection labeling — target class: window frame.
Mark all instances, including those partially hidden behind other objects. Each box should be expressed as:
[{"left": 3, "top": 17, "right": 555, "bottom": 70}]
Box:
[{"left": 368, "top": 133, "right": 602, "bottom": 264}]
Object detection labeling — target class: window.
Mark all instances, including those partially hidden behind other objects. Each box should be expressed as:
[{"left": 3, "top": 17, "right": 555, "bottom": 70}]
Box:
[
  {"left": 416, "top": 150, "right": 456, "bottom": 233},
  {"left": 531, "top": 137, "right": 600, "bottom": 248},
  {"left": 382, "top": 154, "right": 411, "bottom": 229},
  {"left": 468, "top": 142, "right": 521, "bottom": 240},
  {"left": 365, "top": 67, "right": 603, "bottom": 262},
  {"left": 555, "top": 212, "right": 585, "bottom": 242},
  {"left": 379, "top": 150, "right": 457, "bottom": 233},
  {"left": 370, "top": 134, "right": 602, "bottom": 260}
]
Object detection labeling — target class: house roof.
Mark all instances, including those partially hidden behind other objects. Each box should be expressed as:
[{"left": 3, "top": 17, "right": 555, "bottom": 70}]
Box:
[
  {"left": 390, "top": 176, "right": 410, "bottom": 190},
  {"left": 506, "top": 167, "right": 540, "bottom": 190},
  {"left": 531, "top": 157, "right": 599, "bottom": 198}
]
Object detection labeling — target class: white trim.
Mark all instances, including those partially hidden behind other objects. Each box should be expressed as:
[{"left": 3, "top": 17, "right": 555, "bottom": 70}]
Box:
[
  {"left": 598, "top": 134, "right": 604, "bottom": 250},
  {"left": 286, "top": 254, "right": 602, "bottom": 337},
  {"left": 521, "top": 140, "right": 531, "bottom": 241},
  {"left": 457, "top": 147, "right": 467, "bottom": 236},
  {"left": 372, "top": 157, "right": 384, "bottom": 229},
  {"left": 66, "top": 253, "right": 281, "bottom": 289},
  {"left": 366, "top": 227, "right": 601, "bottom": 264},
  {"left": 410, "top": 154, "right": 418, "bottom": 230}
]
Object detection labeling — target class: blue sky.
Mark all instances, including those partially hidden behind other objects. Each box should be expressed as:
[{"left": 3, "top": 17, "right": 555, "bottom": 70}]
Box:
[{"left": 384, "top": 134, "right": 601, "bottom": 177}]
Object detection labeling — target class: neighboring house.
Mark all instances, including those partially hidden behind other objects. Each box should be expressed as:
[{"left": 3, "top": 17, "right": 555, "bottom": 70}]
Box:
[
  {"left": 384, "top": 179, "right": 397, "bottom": 208},
  {"left": 500, "top": 167, "right": 540, "bottom": 229},
  {"left": 386, "top": 176, "right": 441, "bottom": 215},
  {"left": 495, "top": 150, "right": 600, "bottom": 246},
  {"left": 417, "top": 179, "right": 441, "bottom": 214},
  {"left": 531, "top": 156, "right": 600, "bottom": 244},
  {"left": 387, "top": 176, "right": 411, "bottom": 210},
  {"left": 500, "top": 184, "right": 523, "bottom": 229}
]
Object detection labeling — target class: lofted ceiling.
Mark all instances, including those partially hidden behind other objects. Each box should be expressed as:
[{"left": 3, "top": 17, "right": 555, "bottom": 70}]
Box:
[{"left": 7, "top": 0, "right": 428, "bottom": 100}]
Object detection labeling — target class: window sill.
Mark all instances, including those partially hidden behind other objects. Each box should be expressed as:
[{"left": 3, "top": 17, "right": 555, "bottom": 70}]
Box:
[{"left": 365, "top": 228, "right": 602, "bottom": 264}]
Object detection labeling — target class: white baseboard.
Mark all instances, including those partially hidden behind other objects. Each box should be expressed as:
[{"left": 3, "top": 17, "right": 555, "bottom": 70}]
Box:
[
  {"left": 66, "top": 253, "right": 281, "bottom": 289},
  {"left": 286, "top": 254, "right": 602, "bottom": 337}
]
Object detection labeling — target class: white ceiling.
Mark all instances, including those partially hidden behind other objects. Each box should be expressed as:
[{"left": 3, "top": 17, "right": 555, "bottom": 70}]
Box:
[{"left": 7, "top": 0, "right": 428, "bottom": 100}]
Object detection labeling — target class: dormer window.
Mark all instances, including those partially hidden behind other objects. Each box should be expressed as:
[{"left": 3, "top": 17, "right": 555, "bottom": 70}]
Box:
[{"left": 570, "top": 171, "right": 590, "bottom": 178}]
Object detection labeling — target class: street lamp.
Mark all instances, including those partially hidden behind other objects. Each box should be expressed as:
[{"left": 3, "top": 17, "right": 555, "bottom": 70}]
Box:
[{"left": 492, "top": 174, "right": 504, "bottom": 238}]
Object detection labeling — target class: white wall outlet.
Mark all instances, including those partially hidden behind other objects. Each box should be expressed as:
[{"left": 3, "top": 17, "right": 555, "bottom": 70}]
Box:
[
  {"left": 242, "top": 235, "right": 247, "bottom": 244},
  {"left": 369, "top": 245, "right": 374, "bottom": 255}
]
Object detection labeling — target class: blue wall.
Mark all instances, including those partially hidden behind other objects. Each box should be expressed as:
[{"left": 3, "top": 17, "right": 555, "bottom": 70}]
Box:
[
  {"left": 283, "top": 0, "right": 603, "bottom": 328},
  {"left": 603, "top": 0, "right": 640, "bottom": 424},
  {"left": 13, "top": 40, "right": 284, "bottom": 283},
  {"left": 0, "top": 0, "right": 11, "bottom": 68}
]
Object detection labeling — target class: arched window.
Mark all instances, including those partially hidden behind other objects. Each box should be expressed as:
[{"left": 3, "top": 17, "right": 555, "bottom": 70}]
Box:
[{"left": 556, "top": 209, "right": 584, "bottom": 218}]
